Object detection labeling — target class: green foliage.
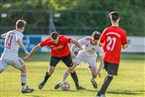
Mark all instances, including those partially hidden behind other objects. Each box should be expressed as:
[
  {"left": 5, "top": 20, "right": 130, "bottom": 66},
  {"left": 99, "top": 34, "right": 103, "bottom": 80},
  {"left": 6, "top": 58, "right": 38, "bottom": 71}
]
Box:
[{"left": 0, "top": 0, "right": 145, "bottom": 36}]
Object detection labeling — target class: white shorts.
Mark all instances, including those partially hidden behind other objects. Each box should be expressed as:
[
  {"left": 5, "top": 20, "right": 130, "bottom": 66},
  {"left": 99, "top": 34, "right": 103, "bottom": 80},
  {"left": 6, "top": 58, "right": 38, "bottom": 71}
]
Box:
[
  {"left": 0, "top": 57, "right": 24, "bottom": 70},
  {"left": 73, "top": 52, "right": 96, "bottom": 68}
]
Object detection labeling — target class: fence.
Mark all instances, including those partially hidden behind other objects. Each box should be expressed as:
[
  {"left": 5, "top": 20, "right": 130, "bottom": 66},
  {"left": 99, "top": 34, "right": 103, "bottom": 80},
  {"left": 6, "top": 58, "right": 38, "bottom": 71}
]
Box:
[{"left": 0, "top": 35, "right": 144, "bottom": 53}]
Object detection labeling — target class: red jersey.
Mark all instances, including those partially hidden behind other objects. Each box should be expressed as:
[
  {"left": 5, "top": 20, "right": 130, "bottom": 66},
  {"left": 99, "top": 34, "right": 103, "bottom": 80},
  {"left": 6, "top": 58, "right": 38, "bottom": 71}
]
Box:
[
  {"left": 100, "top": 26, "right": 127, "bottom": 64},
  {"left": 40, "top": 36, "right": 71, "bottom": 57}
]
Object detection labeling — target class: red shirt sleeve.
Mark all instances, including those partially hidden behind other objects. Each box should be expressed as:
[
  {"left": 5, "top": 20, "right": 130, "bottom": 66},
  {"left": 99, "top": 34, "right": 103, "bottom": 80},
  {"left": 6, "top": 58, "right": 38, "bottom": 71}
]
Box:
[
  {"left": 100, "top": 28, "right": 108, "bottom": 43},
  {"left": 60, "top": 36, "right": 71, "bottom": 43},
  {"left": 40, "top": 38, "right": 50, "bottom": 47},
  {"left": 122, "top": 30, "right": 128, "bottom": 45}
]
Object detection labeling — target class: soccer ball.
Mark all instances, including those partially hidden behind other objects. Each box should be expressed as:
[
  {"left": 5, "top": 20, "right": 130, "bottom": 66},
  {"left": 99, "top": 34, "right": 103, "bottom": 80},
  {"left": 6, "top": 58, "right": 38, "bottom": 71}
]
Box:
[{"left": 60, "top": 82, "right": 70, "bottom": 90}]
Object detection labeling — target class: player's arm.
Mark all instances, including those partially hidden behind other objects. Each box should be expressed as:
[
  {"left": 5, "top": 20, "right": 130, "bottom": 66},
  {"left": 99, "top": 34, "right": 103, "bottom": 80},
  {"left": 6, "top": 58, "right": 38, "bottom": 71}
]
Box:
[
  {"left": 96, "top": 56, "right": 104, "bottom": 78},
  {"left": 70, "top": 39, "right": 82, "bottom": 50},
  {"left": 1, "top": 33, "right": 7, "bottom": 38},
  {"left": 17, "top": 38, "right": 29, "bottom": 56},
  {"left": 23, "top": 44, "right": 41, "bottom": 60},
  {"left": 29, "top": 43, "right": 41, "bottom": 57},
  {"left": 96, "top": 46, "right": 104, "bottom": 77},
  {"left": 98, "top": 28, "right": 106, "bottom": 47},
  {"left": 98, "top": 40, "right": 103, "bottom": 47},
  {"left": 71, "top": 44, "right": 77, "bottom": 59},
  {"left": 122, "top": 32, "right": 128, "bottom": 49}
]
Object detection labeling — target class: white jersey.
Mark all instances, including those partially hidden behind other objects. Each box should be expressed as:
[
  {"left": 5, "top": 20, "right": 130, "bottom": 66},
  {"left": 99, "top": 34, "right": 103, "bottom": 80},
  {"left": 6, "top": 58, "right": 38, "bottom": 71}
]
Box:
[
  {"left": 1, "top": 30, "right": 23, "bottom": 60},
  {"left": 78, "top": 36, "right": 103, "bottom": 57}
]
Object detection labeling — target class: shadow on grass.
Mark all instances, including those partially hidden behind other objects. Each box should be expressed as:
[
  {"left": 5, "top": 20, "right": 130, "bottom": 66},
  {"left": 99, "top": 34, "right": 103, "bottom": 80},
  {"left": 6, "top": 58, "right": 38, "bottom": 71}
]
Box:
[
  {"left": 72, "top": 90, "right": 145, "bottom": 95},
  {"left": 28, "top": 95, "right": 41, "bottom": 97},
  {"left": 42, "top": 89, "right": 81, "bottom": 92},
  {"left": 107, "top": 90, "right": 145, "bottom": 95}
]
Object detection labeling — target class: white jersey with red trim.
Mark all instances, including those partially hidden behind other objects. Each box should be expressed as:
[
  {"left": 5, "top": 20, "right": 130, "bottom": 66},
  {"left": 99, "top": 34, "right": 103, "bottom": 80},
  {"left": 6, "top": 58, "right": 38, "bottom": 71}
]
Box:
[
  {"left": 1, "top": 29, "right": 23, "bottom": 60},
  {"left": 78, "top": 36, "right": 103, "bottom": 57}
]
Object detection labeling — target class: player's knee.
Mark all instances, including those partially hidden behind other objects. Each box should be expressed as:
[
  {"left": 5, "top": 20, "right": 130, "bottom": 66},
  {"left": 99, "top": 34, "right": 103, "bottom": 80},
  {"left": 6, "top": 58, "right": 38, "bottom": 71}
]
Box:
[
  {"left": 0, "top": 69, "right": 4, "bottom": 74},
  {"left": 48, "top": 70, "right": 54, "bottom": 75},
  {"left": 21, "top": 73, "right": 26, "bottom": 76},
  {"left": 48, "top": 67, "right": 55, "bottom": 75},
  {"left": 20, "top": 66, "right": 26, "bottom": 73},
  {"left": 92, "top": 73, "right": 97, "bottom": 78},
  {"left": 68, "top": 67, "right": 74, "bottom": 73}
]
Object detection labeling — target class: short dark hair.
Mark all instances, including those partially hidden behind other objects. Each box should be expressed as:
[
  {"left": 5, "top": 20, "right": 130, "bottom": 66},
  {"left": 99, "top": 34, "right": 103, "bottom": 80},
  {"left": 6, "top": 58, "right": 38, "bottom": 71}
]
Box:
[
  {"left": 92, "top": 31, "right": 101, "bottom": 40},
  {"left": 50, "top": 32, "right": 59, "bottom": 39},
  {"left": 16, "top": 19, "right": 26, "bottom": 29},
  {"left": 109, "top": 11, "right": 119, "bottom": 21}
]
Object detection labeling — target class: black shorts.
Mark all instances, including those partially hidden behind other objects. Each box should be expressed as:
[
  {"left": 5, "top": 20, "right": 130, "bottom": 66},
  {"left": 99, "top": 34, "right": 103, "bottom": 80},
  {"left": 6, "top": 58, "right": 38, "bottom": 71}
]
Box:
[
  {"left": 104, "top": 61, "right": 119, "bottom": 76},
  {"left": 50, "top": 53, "right": 73, "bottom": 67}
]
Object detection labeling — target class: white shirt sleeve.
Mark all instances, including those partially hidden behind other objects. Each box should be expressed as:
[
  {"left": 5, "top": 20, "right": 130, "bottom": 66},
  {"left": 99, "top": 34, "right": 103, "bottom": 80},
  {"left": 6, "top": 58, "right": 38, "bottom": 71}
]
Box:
[
  {"left": 16, "top": 32, "right": 23, "bottom": 41},
  {"left": 1, "top": 33, "right": 7, "bottom": 38},
  {"left": 78, "top": 37, "right": 85, "bottom": 46}
]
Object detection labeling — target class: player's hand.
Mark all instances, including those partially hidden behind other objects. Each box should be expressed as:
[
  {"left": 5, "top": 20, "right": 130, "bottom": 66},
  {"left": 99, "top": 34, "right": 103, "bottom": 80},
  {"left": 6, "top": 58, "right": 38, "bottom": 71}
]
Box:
[
  {"left": 22, "top": 56, "right": 30, "bottom": 61},
  {"left": 25, "top": 50, "right": 30, "bottom": 56},
  {"left": 71, "top": 54, "right": 76, "bottom": 59}
]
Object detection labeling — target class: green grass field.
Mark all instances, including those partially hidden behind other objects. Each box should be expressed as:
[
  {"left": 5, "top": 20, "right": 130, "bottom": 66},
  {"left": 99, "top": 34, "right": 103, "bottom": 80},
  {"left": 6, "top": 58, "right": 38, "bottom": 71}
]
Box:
[{"left": 0, "top": 53, "right": 145, "bottom": 97}]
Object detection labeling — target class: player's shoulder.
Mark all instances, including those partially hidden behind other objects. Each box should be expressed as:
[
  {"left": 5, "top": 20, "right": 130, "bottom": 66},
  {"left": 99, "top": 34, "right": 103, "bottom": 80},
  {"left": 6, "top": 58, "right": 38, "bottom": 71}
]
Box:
[
  {"left": 59, "top": 35, "right": 71, "bottom": 41},
  {"left": 84, "top": 36, "right": 92, "bottom": 40},
  {"left": 16, "top": 31, "right": 23, "bottom": 37},
  {"left": 119, "top": 27, "right": 126, "bottom": 33},
  {"left": 44, "top": 37, "right": 51, "bottom": 42},
  {"left": 59, "top": 35, "right": 69, "bottom": 39},
  {"left": 81, "top": 36, "right": 92, "bottom": 43},
  {"left": 7, "top": 30, "right": 22, "bottom": 37},
  {"left": 104, "top": 26, "right": 111, "bottom": 30},
  {"left": 7, "top": 29, "right": 15, "bottom": 34}
]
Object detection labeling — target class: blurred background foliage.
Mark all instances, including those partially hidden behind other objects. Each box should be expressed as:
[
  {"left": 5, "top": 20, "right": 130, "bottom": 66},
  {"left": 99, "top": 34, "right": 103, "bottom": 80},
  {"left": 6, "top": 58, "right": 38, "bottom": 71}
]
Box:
[{"left": 0, "top": 0, "right": 145, "bottom": 36}]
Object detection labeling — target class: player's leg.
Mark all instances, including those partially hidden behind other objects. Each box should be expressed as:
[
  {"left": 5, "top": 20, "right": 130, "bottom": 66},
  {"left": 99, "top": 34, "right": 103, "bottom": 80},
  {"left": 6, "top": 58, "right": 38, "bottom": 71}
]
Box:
[
  {"left": 63, "top": 53, "right": 86, "bottom": 90},
  {"left": 38, "top": 56, "right": 60, "bottom": 89},
  {"left": 95, "top": 61, "right": 118, "bottom": 96},
  {"left": 54, "top": 53, "right": 74, "bottom": 89},
  {"left": 87, "top": 57, "right": 98, "bottom": 89},
  {"left": 54, "top": 69, "right": 69, "bottom": 89},
  {"left": 13, "top": 57, "right": 34, "bottom": 93},
  {"left": 54, "top": 62, "right": 78, "bottom": 89},
  {"left": 89, "top": 66, "right": 98, "bottom": 89},
  {"left": 0, "top": 58, "right": 8, "bottom": 74},
  {"left": 0, "top": 69, "right": 4, "bottom": 74}
]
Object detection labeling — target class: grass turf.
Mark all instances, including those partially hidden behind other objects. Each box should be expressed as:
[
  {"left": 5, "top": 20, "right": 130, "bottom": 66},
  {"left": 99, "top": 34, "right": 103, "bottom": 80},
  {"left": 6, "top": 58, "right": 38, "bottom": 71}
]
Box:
[{"left": 0, "top": 53, "right": 145, "bottom": 97}]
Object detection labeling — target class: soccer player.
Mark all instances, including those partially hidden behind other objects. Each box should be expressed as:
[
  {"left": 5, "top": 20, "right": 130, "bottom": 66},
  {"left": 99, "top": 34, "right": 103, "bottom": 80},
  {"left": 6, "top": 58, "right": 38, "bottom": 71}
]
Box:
[
  {"left": 95, "top": 11, "right": 128, "bottom": 97},
  {"left": 0, "top": 19, "right": 34, "bottom": 93},
  {"left": 54, "top": 31, "right": 104, "bottom": 89},
  {"left": 23, "top": 32, "right": 85, "bottom": 90}
]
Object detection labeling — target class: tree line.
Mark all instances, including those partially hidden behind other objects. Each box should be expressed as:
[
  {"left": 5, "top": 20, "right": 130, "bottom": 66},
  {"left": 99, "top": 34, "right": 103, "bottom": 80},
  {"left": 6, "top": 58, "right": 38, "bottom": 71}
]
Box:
[{"left": 0, "top": 0, "right": 145, "bottom": 36}]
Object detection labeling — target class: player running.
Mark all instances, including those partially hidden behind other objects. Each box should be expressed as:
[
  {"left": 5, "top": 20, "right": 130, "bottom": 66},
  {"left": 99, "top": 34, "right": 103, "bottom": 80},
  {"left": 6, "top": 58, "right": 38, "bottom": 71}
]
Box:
[
  {"left": 0, "top": 19, "right": 34, "bottom": 93},
  {"left": 54, "top": 31, "right": 104, "bottom": 89},
  {"left": 95, "top": 11, "right": 128, "bottom": 97}
]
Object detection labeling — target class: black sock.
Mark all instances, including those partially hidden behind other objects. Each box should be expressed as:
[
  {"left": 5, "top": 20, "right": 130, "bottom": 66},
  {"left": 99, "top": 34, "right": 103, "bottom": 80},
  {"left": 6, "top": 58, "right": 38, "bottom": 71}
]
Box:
[
  {"left": 97, "top": 76, "right": 113, "bottom": 96},
  {"left": 71, "top": 71, "right": 79, "bottom": 87},
  {"left": 21, "top": 83, "right": 26, "bottom": 86},
  {"left": 43, "top": 72, "right": 51, "bottom": 82}
]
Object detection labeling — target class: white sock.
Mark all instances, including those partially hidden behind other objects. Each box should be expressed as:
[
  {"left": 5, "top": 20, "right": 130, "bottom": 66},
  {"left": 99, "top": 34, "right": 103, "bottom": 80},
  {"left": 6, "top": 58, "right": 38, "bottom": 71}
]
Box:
[
  {"left": 22, "top": 85, "right": 27, "bottom": 91},
  {"left": 21, "top": 74, "right": 26, "bottom": 84},
  {"left": 60, "top": 70, "right": 70, "bottom": 83},
  {"left": 21, "top": 74, "right": 27, "bottom": 90}
]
